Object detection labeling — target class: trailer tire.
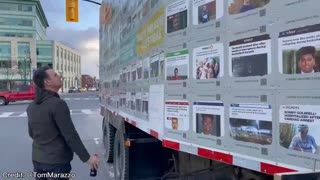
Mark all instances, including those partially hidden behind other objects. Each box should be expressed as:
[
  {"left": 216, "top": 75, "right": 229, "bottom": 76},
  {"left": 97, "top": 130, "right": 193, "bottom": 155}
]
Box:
[
  {"left": 113, "top": 129, "right": 129, "bottom": 180},
  {"left": 103, "top": 119, "right": 116, "bottom": 163}
]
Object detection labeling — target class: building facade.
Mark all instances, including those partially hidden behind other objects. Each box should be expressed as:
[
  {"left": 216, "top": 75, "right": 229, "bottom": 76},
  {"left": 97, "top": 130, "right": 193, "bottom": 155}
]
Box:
[
  {"left": 0, "top": 0, "right": 82, "bottom": 92},
  {"left": 53, "top": 41, "right": 81, "bottom": 93},
  {"left": 0, "top": 0, "right": 48, "bottom": 90}
]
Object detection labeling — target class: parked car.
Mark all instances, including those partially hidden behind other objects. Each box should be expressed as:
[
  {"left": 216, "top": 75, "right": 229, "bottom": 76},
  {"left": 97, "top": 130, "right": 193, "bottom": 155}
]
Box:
[
  {"left": 68, "top": 87, "right": 79, "bottom": 93},
  {"left": 88, "top": 87, "right": 97, "bottom": 92},
  {"left": 0, "top": 85, "right": 35, "bottom": 105},
  {"left": 78, "top": 87, "right": 87, "bottom": 92}
]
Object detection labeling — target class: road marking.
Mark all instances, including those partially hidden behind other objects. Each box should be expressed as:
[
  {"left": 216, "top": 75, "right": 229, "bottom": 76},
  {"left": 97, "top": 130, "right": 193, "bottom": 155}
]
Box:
[
  {"left": 0, "top": 112, "right": 14, "bottom": 118},
  {"left": 82, "top": 109, "right": 92, "bottom": 114},
  {"left": 94, "top": 138, "right": 100, "bottom": 144},
  {"left": 0, "top": 109, "right": 100, "bottom": 118},
  {"left": 64, "top": 98, "right": 71, "bottom": 100},
  {"left": 18, "top": 112, "right": 27, "bottom": 117},
  {"left": 74, "top": 98, "right": 81, "bottom": 100}
]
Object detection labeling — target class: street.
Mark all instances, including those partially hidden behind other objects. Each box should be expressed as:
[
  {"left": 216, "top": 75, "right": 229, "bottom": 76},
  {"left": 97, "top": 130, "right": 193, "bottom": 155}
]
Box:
[{"left": 0, "top": 92, "right": 114, "bottom": 180}]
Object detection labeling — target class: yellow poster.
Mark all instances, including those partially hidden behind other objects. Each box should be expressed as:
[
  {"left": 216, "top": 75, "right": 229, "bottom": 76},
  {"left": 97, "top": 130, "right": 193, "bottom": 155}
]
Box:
[{"left": 136, "top": 7, "right": 164, "bottom": 56}]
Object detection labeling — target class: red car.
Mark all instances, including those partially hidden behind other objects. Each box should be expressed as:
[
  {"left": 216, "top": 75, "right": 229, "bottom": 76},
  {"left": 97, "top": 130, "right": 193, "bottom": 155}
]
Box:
[{"left": 0, "top": 85, "right": 35, "bottom": 105}]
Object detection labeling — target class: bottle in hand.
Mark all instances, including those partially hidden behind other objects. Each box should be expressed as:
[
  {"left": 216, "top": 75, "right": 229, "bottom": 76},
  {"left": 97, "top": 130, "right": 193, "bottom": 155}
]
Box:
[{"left": 90, "top": 153, "right": 98, "bottom": 177}]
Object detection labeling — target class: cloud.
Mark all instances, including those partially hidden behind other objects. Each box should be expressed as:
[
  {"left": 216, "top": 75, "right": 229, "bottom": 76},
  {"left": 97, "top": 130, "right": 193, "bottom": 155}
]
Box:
[
  {"left": 47, "top": 27, "right": 100, "bottom": 78},
  {"left": 41, "top": 0, "right": 101, "bottom": 78}
]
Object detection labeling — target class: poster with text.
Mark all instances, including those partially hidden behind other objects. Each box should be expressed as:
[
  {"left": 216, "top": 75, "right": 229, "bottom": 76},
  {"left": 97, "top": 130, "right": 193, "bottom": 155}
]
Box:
[
  {"left": 166, "top": 50, "right": 189, "bottom": 81},
  {"left": 143, "top": 57, "right": 150, "bottom": 79},
  {"left": 131, "top": 63, "right": 137, "bottom": 81},
  {"left": 159, "top": 52, "right": 165, "bottom": 77},
  {"left": 165, "top": 101, "right": 189, "bottom": 131},
  {"left": 229, "top": 35, "right": 271, "bottom": 77},
  {"left": 166, "top": 0, "right": 188, "bottom": 33},
  {"left": 150, "top": 54, "right": 160, "bottom": 78},
  {"left": 192, "top": 0, "right": 224, "bottom": 25},
  {"left": 130, "top": 92, "right": 136, "bottom": 110},
  {"left": 193, "top": 43, "right": 224, "bottom": 79},
  {"left": 126, "top": 92, "right": 131, "bottom": 108},
  {"left": 136, "top": 92, "right": 142, "bottom": 112},
  {"left": 142, "top": 92, "right": 149, "bottom": 115},
  {"left": 228, "top": 0, "right": 271, "bottom": 15},
  {"left": 229, "top": 103, "right": 272, "bottom": 145},
  {"left": 279, "top": 105, "right": 320, "bottom": 155},
  {"left": 137, "top": 60, "right": 143, "bottom": 80},
  {"left": 193, "top": 102, "right": 224, "bottom": 137},
  {"left": 279, "top": 24, "right": 320, "bottom": 74}
]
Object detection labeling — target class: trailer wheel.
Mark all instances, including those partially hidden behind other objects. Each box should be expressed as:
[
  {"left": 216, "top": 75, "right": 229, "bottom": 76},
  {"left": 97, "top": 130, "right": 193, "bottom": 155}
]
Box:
[
  {"left": 103, "top": 120, "right": 116, "bottom": 163},
  {"left": 113, "top": 129, "right": 129, "bottom": 180}
]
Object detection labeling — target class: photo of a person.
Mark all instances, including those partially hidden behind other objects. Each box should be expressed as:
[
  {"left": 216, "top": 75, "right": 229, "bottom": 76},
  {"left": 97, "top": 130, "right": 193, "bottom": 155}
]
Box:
[
  {"left": 167, "top": 10, "right": 188, "bottom": 33},
  {"left": 196, "top": 114, "right": 221, "bottom": 136},
  {"left": 196, "top": 57, "right": 220, "bottom": 79},
  {"left": 199, "top": 5, "right": 209, "bottom": 23},
  {"left": 228, "top": 0, "right": 270, "bottom": 15},
  {"left": 282, "top": 46, "right": 320, "bottom": 74},
  {"left": 172, "top": 118, "right": 179, "bottom": 130},
  {"left": 172, "top": 68, "right": 181, "bottom": 80},
  {"left": 240, "top": 0, "right": 255, "bottom": 13},
  {"left": 297, "top": 46, "right": 319, "bottom": 74},
  {"left": 289, "top": 125, "right": 318, "bottom": 154}
]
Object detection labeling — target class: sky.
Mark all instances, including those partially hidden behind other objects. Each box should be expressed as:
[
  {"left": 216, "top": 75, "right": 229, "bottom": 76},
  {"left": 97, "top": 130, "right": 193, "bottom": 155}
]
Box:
[{"left": 41, "top": 0, "right": 102, "bottom": 78}]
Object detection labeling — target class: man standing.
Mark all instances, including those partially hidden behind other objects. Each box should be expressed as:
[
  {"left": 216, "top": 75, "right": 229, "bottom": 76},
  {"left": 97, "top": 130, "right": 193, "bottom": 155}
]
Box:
[
  {"left": 200, "top": 5, "right": 209, "bottom": 24},
  {"left": 297, "top": 46, "right": 319, "bottom": 74},
  {"left": 27, "top": 67, "right": 99, "bottom": 178}
]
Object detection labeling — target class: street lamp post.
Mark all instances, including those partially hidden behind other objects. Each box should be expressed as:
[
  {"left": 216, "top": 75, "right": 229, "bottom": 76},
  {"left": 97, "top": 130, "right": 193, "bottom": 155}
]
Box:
[{"left": 59, "top": 71, "right": 64, "bottom": 93}]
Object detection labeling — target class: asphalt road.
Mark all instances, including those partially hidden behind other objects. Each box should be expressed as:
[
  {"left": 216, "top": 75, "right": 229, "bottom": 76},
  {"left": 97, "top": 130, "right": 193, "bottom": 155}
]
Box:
[{"left": 0, "top": 91, "right": 114, "bottom": 180}]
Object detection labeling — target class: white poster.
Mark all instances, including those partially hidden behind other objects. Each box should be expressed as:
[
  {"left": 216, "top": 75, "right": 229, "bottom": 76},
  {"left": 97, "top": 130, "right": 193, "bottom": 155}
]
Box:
[
  {"left": 149, "top": 85, "right": 165, "bottom": 134},
  {"left": 166, "top": 0, "right": 189, "bottom": 33},
  {"left": 143, "top": 57, "right": 150, "bottom": 79},
  {"left": 165, "top": 101, "right": 189, "bottom": 131},
  {"left": 193, "top": 102, "right": 224, "bottom": 136},
  {"left": 159, "top": 52, "right": 165, "bottom": 77},
  {"left": 229, "top": 103, "right": 272, "bottom": 145},
  {"left": 279, "top": 105, "right": 320, "bottom": 155},
  {"left": 278, "top": 24, "right": 320, "bottom": 74},
  {"left": 137, "top": 60, "right": 143, "bottom": 80},
  {"left": 150, "top": 54, "right": 160, "bottom": 78},
  {"left": 136, "top": 92, "right": 142, "bottom": 112},
  {"left": 142, "top": 92, "right": 149, "bottom": 115},
  {"left": 166, "top": 49, "right": 189, "bottom": 81},
  {"left": 193, "top": 43, "right": 224, "bottom": 79},
  {"left": 192, "top": 0, "right": 224, "bottom": 25},
  {"left": 229, "top": 35, "right": 272, "bottom": 77}
]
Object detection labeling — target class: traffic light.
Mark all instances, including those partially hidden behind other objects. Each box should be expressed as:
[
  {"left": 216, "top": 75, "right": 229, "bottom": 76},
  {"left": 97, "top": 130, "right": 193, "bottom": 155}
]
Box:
[{"left": 66, "top": 0, "right": 78, "bottom": 22}]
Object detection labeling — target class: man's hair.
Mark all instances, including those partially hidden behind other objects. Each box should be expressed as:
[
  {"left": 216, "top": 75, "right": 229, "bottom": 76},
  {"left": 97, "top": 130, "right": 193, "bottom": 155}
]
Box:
[
  {"left": 202, "top": 114, "right": 213, "bottom": 122},
  {"left": 297, "top": 46, "right": 316, "bottom": 59},
  {"left": 174, "top": 68, "right": 178, "bottom": 72},
  {"left": 33, "top": 66, "right": 51, "bottom": 89}
]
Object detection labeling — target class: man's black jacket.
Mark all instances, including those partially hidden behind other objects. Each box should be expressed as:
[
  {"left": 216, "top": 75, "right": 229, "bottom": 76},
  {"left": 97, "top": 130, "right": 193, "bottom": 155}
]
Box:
[{"left": 27, "top": 89, "right": 90, "bottom": 164}]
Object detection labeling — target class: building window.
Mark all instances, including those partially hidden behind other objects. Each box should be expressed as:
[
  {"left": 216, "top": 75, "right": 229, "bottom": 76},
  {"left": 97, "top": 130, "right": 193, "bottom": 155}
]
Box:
[
  {"left": 17, "top": 42, "right": 30, "bottom": 58},
  {"left": 0, "top": 32, "right": 32, "bottom": 38},
  {"left": 37, "top": 46, "right": 52, "bottom": 57},
  {"left": 18, "top": 4, "right": 33, "bottom": 12},
  {"left": 0, "top": 42, "right": 11, "bottom": 57},
  {"left": 0, "top": 61, "right": 11, "bottom": 68},
  {"left": 0, "top": 17, "right": 33, "bottom": 27},
  {"left": 60, "top": 49, "right": 63, "bottom": 58}
]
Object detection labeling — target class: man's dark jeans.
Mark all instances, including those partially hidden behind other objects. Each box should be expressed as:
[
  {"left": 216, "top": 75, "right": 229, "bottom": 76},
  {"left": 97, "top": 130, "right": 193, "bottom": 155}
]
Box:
[{"left": 33, "top": 161, "right": 72, "bottom": 180}]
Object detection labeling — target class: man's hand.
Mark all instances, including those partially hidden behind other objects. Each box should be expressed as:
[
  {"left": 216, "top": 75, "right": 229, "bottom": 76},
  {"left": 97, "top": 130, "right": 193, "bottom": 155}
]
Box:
[{"left": 86, "top": 154, "right": 100, "bottom": 170}]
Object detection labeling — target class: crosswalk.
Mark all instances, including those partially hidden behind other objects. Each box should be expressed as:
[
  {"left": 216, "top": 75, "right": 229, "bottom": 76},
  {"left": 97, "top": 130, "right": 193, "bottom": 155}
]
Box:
[
  {"left": 0, "top": 109, "right": 100, "bottom": 118},
  {"left": 63, "top": 97, "right": 99, "bottom": 101}
]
